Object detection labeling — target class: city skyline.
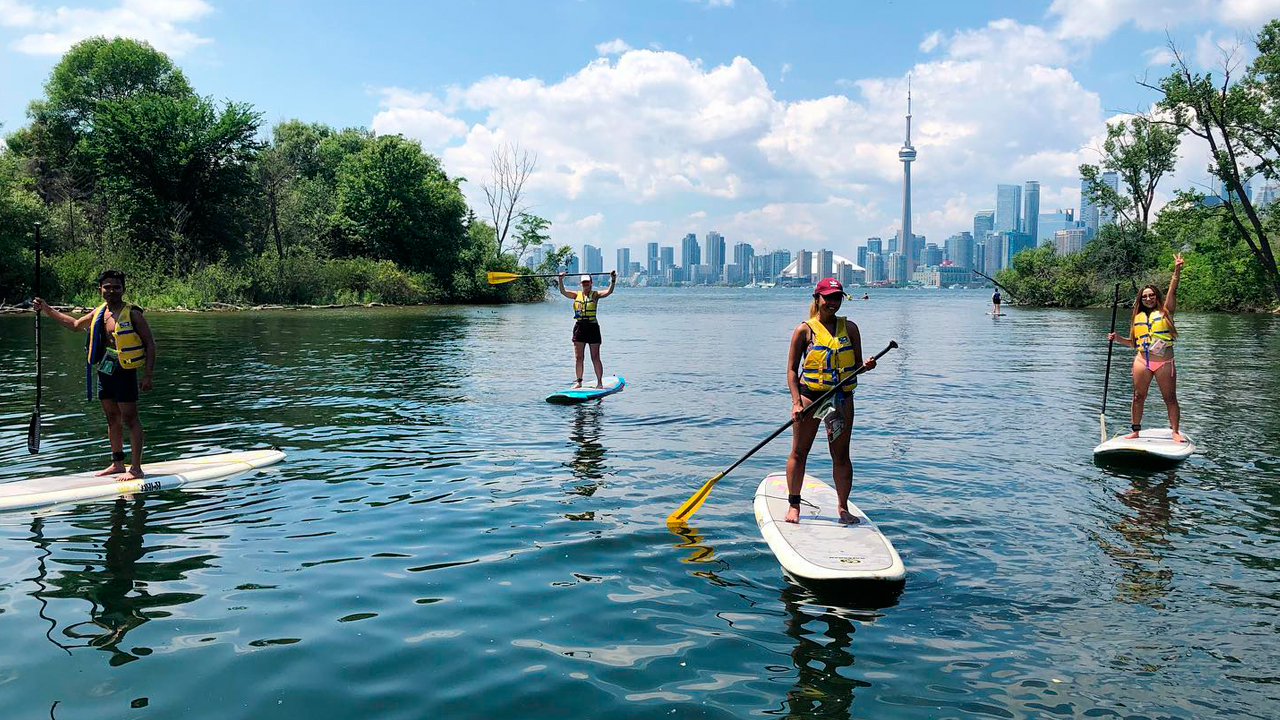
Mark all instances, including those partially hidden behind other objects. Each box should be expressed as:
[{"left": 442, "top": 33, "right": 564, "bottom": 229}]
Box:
[{"left": 1, "top": 1, "right": 1265, "bottom": 270}]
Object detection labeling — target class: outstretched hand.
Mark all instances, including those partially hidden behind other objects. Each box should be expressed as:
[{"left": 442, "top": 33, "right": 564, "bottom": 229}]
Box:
[{"left": 1173, "top": 252, "right": 1184, "bottom": 271}]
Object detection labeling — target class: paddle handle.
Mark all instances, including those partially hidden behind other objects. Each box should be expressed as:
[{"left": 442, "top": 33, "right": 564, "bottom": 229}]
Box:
[
  {"left": 718, "top": 341, "right": 898, "bottom": 479},
  {"left": 33, "top": 222, "right": 41, "bottom": 407},
  {"left": 1101, "top": 283, "right": 1120, "bottom": 417}
]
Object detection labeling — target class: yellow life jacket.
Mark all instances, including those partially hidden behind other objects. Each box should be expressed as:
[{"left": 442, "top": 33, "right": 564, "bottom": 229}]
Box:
[
  {"left": 799, "top": 317, "right": 857, "bottom": 393},
  {"left": 1133, "top": 310, "right": 1174, "bottom": 355},
  {"left": 574, "top": 291, "right": 598, "bottom": 321},
  {"left": 87, "top": 303, "right": 146, "bottom": 370}
]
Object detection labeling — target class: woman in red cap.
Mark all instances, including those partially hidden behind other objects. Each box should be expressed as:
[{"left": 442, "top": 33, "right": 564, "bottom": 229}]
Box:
[{"left": 784, "top": 277, "right": 875, "bottom": 524}]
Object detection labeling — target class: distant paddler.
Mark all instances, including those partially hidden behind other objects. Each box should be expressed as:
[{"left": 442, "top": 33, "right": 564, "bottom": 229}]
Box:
[
  {"left": 556, "top": 270, "right": 617, "bottom": 389},
  {"left": 991, "top": 289, "right": 1002, "bottom": 315},
  {"left": 1107, "top": 253, "right": 1186, "bottom": 443},
  {"left": 785, "top": 277, "right": 876, "bottom": 525},
  {"left": 34, "top": 269, "right": 157, "bottom": 480}
]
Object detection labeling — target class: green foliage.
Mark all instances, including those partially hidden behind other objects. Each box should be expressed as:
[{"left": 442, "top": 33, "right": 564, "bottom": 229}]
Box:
[
  {"left": 0, "top": 152, "right": 45, "bottom": 302},
  {"left": 996, "top": 245, "right": 1101, "bottom": 308}
]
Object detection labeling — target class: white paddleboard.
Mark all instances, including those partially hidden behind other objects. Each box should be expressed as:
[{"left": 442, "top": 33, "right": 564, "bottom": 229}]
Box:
[
  {"left": 0, "top": 449, "right": 286, "bottom": 511},
  {"left": 754, "top": 472, "right": 905, "bottom": 582},
  {"left": 545, "top": 375, "right": 625, "bottom": 404},
  {"left": 1093, "top": 428, "right": 1194, "bottom": 466}
]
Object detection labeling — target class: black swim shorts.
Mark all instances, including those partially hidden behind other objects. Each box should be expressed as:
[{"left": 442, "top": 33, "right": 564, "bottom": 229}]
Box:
[
  {"left": 573, "top": 320, "right": 602, "bottom": 345},
  {"left": 98, "top": 368, "right": 139, "bottom": 403}
]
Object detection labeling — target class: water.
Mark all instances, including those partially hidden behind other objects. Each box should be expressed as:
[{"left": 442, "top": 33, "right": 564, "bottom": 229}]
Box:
[{"left": 0, "top": 288, "right": 1278, "bottom": 719}]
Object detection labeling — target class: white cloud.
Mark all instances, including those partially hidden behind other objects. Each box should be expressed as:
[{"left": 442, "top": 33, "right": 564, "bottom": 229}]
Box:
[
  {"left": 595, "top": 38, "right": 632, "bottom": 56},
  {"left": 1049, "top": 0, "right": 1276, "bottom": 40},
  {"left": 1143, "top": 46, "right": 1176, "bottom": 66},
  {"left": 0, "top": 0, "right": 212, "bottom": 56},
  {"left": 574, "top": 213, "right": 604, "bottom": 230},
  {"left": 919, "top": 30, "right": 942, "bottom": 53},
  {"left": 370, "top": 108, "right": 467, "bottom": 148}
]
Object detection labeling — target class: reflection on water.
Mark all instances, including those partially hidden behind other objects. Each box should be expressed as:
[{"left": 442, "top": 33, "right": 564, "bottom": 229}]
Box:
[
  {"left": 565, "top": 403, "right": 606, "bottom": 498},
  {"left": 775, "top": 584, "right": 875, "bottom": 720},
  {"left": 1091, "top": 469, "right": 1179, "bottom": 608}
]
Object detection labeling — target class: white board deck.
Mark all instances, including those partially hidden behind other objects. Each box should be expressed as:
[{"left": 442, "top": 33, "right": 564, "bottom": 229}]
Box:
[
  {"left": 1093, "top": 428, "right": 1194, "bottom": 465},
  {"left": 0, "top": 449, "right": 286, "bottom": 511},
  {"left": 754, "top": 472, "right": 905, "bottom": 582},
  {"left": 545, "top": 375, "right": 625, "bottom": 404}
]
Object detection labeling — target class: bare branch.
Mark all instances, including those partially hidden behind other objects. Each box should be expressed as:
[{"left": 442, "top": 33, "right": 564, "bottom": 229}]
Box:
[{"left": 482, "top": 142, "right": 537, "bottom": 261}]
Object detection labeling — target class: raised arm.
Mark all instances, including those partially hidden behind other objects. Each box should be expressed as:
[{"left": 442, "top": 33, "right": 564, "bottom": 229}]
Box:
[
  {"left": 33, "top": 298, "right": 93, "bottom": 332},
  {"left": 555, "top": 273, "right": 577, "bottom": 300},
  {"left": 597, "top": 271, "right": 618, "bottom": 299},
  {"left": 1166, "top": 252, "right": 1183, "bottom": 314}
]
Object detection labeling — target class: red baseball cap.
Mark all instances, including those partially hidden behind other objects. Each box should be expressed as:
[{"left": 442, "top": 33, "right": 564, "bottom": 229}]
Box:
[{"left": 814, "top": 277, "right": 844, "bottom": 296}]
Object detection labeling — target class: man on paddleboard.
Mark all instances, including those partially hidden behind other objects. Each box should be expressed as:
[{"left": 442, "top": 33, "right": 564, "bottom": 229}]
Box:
[
  {"left": 784, "top": 278, "right": 875, "bottom": 525},
  {"left": 991, "top": 289, "right": 1002, "bottom": 315},
  {"left": 34, "top": 269, "right": 156, "bottom": 480},
  {"left": 556, "top": 270, "right": 616, "bottom": 389}
]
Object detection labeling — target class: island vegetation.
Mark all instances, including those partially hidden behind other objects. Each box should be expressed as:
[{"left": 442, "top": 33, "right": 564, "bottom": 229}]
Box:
[
  {"left": 0, "top": 37, "right": 570, "bottom": 309},
  {"left": 998, "top": 21, "right": 1280, "bottom": 312}
]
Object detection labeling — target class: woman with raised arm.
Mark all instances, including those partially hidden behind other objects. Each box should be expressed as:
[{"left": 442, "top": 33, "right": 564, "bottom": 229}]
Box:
[
  {"left": 557, "top": 271, "right": 617, "bottom": 389},
  {"left": 1108, "top": 253, "right": 1186, "bottom": 443}
]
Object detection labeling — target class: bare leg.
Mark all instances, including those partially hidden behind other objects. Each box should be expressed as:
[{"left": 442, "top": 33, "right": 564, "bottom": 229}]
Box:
[
  {"left": 116, "top": 402, "right": 145, "bottom": 480},
  {"left": 829, "top": 398, "right": 858, "bottom": 524},
  {"left": 1127, "top": 357, "right": 1154, "bottom": 439},
  {"left": 589, "top": 343, "right": 604, "bottom": 388},
  {"left": 785, "top": 396, "right": 819, "bottom": 524},
  {"left": 1152, "top": 362, "right": 1183, "bottom": 442},
  {"left": 573, "top": 342, "right": 586, "bottom": 388},
  {"left": 96, "top": 400, "right": 126, "bottom": 476}
]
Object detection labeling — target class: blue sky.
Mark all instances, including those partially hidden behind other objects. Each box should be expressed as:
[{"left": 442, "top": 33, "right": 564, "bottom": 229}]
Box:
[{"left": 2, "top": 0, "right": 1277, "bottom": 267}]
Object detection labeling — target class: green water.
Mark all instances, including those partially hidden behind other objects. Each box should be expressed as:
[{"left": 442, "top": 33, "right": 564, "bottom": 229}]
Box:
[{"left": 1, "top": 289, "right": 1278, "bottom": 719}]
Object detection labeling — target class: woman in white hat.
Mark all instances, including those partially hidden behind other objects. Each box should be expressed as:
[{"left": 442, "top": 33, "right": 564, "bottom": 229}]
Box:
[{"left": 557, "top": 270, "right": 617, "bottom": 388}]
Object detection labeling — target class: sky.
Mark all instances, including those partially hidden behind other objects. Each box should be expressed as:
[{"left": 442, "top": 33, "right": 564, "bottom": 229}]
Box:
[{"left": 2, "top": 0, "right": 1279, "bottom": 268}]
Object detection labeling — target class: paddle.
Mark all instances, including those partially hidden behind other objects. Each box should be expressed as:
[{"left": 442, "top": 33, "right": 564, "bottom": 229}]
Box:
[
  {"left": 486, "top": 270, "right": 613, "bottom": 285},
  {"left": 27, "top": 222, "right": 41, "bottom": 455},
  {"left": 1100, "top": 282, "right": 1121, "bottom": 444},
  {"left": 666, "top": 340, "right": 898, "bottom": 525}
]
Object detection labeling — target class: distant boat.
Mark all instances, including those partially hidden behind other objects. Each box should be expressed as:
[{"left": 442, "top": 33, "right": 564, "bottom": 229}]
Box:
[{"left": 760, "top": 281, "right": 777, "bottom": 289}]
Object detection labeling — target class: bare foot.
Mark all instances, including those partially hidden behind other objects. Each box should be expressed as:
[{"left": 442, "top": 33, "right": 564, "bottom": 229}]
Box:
[
  {"left": 784, "top": 505, "right": 800, "bottom": 524},
  {"left": 1172, "top": 431, "right": 1186, "bottom": 443},
  {"left": 571, "top": 380, "right": 583, "bottom": 389},
  {"left": 1123, "top": 430, "right": 1140, "bottom": 439},
  {"left": 838, "top": 509, "right": 860, "bottom": 525},
  {"left": 95, "top": 463, "right": 126, "bottom": 477},
  {"left": 594, "top": 383, "right": 604, "bottom": 389},
  {"left": 117, "top": 467, "right": 145, "bottom": 481}
]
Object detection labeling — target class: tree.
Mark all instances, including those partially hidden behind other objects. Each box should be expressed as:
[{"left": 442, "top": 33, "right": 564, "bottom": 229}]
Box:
[
  {"left": 482, "top": 143, "right": 536, "bottom": 261},
  {"left": 512, "top": 212, "right": 551, "bottom": 262},
  {"left": 1079, "top": 116, "right": 1180, "bottom": 286},
  {"left": 334, "top": 135, "right": 468, "bottom": 278},
  {"left": 1148, "top": 26, "right": 1280, "bottom": 304}
]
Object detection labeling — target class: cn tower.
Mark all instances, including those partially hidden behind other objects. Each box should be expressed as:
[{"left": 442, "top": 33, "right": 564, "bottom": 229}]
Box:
[{"left": 898, "top": 77, "right": 916, "bottom": 278}]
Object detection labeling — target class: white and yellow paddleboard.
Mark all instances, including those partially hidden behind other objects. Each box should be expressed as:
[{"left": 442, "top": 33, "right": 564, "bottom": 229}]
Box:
[
  {"left": 1093, "top": 428, "right": 1194, "bottom": 467},
  {"left": 754, "top": 472, "right": 905, "bottom": 582},
  {"left": 0, "top": 449, "right": 285, "bottom": 512}
]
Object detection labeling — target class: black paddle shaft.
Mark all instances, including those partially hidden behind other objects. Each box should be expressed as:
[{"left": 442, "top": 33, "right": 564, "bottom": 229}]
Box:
[
  {"left": 718, "top": 341, "right": 898, "bottom": 479},
  {"left": 1101, "top": 283, "right": 1120, "bottom": 416}
]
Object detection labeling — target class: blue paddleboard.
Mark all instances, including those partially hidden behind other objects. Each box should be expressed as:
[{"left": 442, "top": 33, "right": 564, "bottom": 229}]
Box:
[{"left": 545, "top": 376, "right": 625, "bottom": 404}]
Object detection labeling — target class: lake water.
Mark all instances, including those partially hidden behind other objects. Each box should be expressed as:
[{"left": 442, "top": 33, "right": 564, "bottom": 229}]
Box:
[{"left": 1, "top": 288, "right": 1278, "bottom": 719}]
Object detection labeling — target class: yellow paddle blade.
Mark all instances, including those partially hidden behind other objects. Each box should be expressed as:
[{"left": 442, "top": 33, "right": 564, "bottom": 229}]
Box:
[
  {"left": 666, "top": 471, "right": 725, "bottom": 526},
  {"left": 486, "top": 271, "right": 523, "bottom": 285}
]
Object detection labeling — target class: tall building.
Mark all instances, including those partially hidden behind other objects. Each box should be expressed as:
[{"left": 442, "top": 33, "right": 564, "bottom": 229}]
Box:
[
  {"left": 837, "top": 262, "right": 856, "bottom": 287},
  {"left": 818, "top": 249, "right": 834, "bottom": 279},
  {"left": 795, "top": 249, "right": 813, "bottom": 280},
  {"left": 1054, "top": 228, "right": 1088, "bottom": 255},
  {"left": 733, "top": 242, "right": 755, "bottom": 271},
  {"left": 866, "top": 237, "right": 883, "bottom": 255},
  {"left": 1037, "top": 209, "right": 1075, "bottom": 244},
  {"left": 899, "top": 78, "right": 918, "bottom": 277},
  {"left": 1080, "top": 176, "right": 1100, "bottom": 234},
  {"left": 646, "top": 242, "right": 659, "bottom": 276},
  {"left": 973, "top": 211, "right": 994, "bottom": 244},
  {"left": 615, "top": 247, "right": 630, "bottom": 276},
  {"left": 769, "top": 250, "right": 791, "bottom": 279},
  {"left": 705, "top": 231, "right": 726, "bottom": 273},
  {"left": 888, "top": 251, "right": 907, "bottom": 285},
  {"left": 984, "top": 234, "right": 1005, "bottom": 272},
  {"left": 660, "top": 246, "right": 674, "bottom": 272},
  {"left": 973, "top": 241, "right": 986, "bottom": 274},
  {"left": 582, "top": 244, "right": 603, "bottom": 274},
  {"left": 1098, "top": 171, "right": 1119, "bottom": 226},
  {"left": 1023, "top": 181, "right": 1040, "bottom": 241},
  {"left": 856, "top": 245, "right": 868, "bottom": 269},
  {"left": 566, "top": 253, "right": 580, "bottom": 274},
  {"left": 866, "top": 251, "right": 882, "bottom": 283},
  {"left": 887, "top": 235, "right": 899, "bottom": 254},
  {"left": 944, "top": 232, "right": 974, "bottom": 269},
  {"left": 923, "top": 243, "right": 943, "bottom": 267},
  {"left": 680, "top": 233, "right": 700, "bottom": 269},
  {"left": 996, "top": 184, "right": 1021, "bottom": 233}
]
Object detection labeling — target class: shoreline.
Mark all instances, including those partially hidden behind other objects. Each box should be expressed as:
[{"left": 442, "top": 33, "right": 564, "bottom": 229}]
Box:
[{"left": 0, "top": 301, "right": 403, "bottom": 316}]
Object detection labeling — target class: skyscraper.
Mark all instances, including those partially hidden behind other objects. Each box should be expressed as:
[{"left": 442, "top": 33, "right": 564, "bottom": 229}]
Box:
[
  {"left": 646, "top": 242, "right": 659, "bottom": 276},
  {"left": 944, "top": 232, "right": 973, "bottom": 269},
  {"left": 733, "top": 242, "right": 755, "bottom": 271},
  {"left": 866, "top": 251, "right": 882, "bottom": 283},
  {"left": 583, "top": 244, "right": 603, "bottom": 274},
  {"left": 856, "top": 246, "right": 868, "bottom": 269},
  {"left": 660, "top": 246, "right": 674, "bottom": 272},
  {"left": 899, "top": 78, "right": 918, "bottom": 277},
  {"left": 1080, "top": 176, "right": 1099, "bottom": 234},
  {"left": 973, "top": 211, "right": 994, "bottom": 243},
  {"left": 866, "top": 237, "right": 883, "bottom": 255},
  {"left": 1098, "top": 171, "right": 1119, "bottom": 226},
  {"left": 616, "top": 247, "right": 630, "bottom": 276},
  {"left": 681, "top": 233, "right": 700, "bottom": 269},
  {"left": 818, "top": 249, "right": 834, "bottom": 279},
  {"left": 706, "top": 231, "right": 726, "bottom": 273},
  {"left": 1023, "top": 181, "right": 1040, "bottom": 241},
  {"left": 769, "top": 250, "right": 791, "bottom": 279},
  {"left": 795, "top": 249, "right": 813, "bottom": 279},
  {"left": 996, "top": 184, "right": 1021, "bottom": 233}
]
